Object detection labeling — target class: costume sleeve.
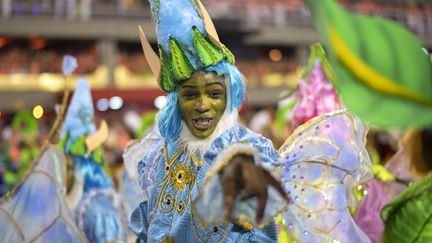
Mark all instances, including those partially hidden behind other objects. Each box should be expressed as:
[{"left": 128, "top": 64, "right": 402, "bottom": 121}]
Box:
[{"left": 193, "top": 126, "right": 288, "bottom": 228}]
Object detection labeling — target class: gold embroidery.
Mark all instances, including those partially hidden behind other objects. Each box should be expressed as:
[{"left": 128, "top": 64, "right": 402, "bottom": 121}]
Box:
[
  {"left": 155, "top": 147, "right": 229, "bottom": 242},
  {"left": 170, "top": 163, "right": 194, "bottom": 191},
  {"left": 150, "top": 171, "right": 170, "bottom": 223},
  {"left": 160, "top": 193, "right": 175, "bottom": 212},
  {"left": 164, "top": 144, "right": 184, "bottom": 167},
  {"left": 191, "top": 154, "right": 204, "bottom": 168},
  {"left": 176, "top": 200, "right": 186, "bottom": 215},
  {"left": 156, "top": 144, "right": 184, "bottom": 186}
]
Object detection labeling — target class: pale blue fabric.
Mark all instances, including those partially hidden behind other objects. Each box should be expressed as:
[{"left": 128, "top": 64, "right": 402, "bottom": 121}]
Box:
[
  {"left": 0, "top": 146, "right": 87, "bottom": 243},
  {"left": 72, "top": 155, "right": 125, "bottom": 243},
  {"left": 77, "top": 191, "right": 125, "bottom": 243},
  {"left": 129, "top": 125, "right": 279, "bottom": 242}
]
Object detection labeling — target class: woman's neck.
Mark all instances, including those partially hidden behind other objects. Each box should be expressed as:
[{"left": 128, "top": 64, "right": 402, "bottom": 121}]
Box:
[{"left": 178, "top": 111, "right": 238, "bottom": 159}]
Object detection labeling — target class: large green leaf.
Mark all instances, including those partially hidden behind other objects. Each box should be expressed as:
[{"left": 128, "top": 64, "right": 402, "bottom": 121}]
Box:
[
  {"left": 305, "top": 0, "right": 432, "bottom": 128},
  {"left": 381, "top": 177, "right": 432, "bottom": 243}
]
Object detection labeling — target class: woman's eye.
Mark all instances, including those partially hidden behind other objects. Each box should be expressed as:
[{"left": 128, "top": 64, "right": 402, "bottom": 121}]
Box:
[
  {"left": 183, "top": 92, "right": 197, "bottom": 99},
  {"left": 209, "top": 91, "right": 223, "bottom": 98}
]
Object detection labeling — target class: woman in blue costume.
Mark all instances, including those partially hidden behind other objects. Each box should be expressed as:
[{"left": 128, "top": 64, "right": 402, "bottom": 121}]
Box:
[
  {"left": 125, "top": 1, "right": 372, "bottom": 242},
  {"left": 60, "top": 77, "right": 126, "bottom": 242}
]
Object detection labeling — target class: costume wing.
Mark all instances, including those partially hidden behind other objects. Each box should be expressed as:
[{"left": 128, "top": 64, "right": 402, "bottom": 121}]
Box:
[
  {"left": 279, "top": 110, "right": 373, "bottom": 242},
  {"left": 0, "top": 145, "right": 87, "bottom": 243}
]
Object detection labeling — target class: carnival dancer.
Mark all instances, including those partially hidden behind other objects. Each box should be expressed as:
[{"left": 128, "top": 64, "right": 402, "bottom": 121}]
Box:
[
  {"left": 60, "top": 77, "right": 126, "bottom": 242},
  {"left": 124, "top": 1, "right": 372, "bottom": 242},
  {"left": 0, "top": 56, "right": 88, "bottom": 243}
]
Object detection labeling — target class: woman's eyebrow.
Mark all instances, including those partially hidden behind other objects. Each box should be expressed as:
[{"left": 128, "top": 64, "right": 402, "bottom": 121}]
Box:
[
  {"left": 181, "top": 85, "right": 197, "bottom": 89},
  {"left": 206, "top": 82, "right": 224, "bottom": 87}
]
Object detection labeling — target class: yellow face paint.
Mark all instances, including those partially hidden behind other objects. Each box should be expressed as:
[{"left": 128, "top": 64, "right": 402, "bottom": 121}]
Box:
[{"left": 178, "top": 71, "right": 227, "bottom": 138}]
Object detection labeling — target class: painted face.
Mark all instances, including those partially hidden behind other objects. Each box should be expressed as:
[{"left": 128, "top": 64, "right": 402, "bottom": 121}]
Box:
[{"left": 178, "top": 71, "right": 227, "bottom": 139}]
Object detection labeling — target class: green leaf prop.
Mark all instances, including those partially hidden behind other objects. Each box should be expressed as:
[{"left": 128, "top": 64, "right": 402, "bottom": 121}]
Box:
[
  {"left": 192, "top": 26, "right": 226, "bottom": 67},
  {"left": 159, "top": 45, "right": 176, "bottom": 92},
  {"left": 59, "top": 133, "right": 104, "bottom": 164},
  {"left": 305, "top": 0, "right": 432, "bottom": 128},
  {"left": 169, "top": 37, "right": 195, "bottom": 82},
  {"left": 381, "top": 176, "right": 432, "bottom": 243}
]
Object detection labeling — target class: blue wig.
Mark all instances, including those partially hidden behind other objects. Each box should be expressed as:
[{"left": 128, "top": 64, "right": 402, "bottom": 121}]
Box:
[{"left": 158, "top": 61, "right": 245, "bottom": 142}]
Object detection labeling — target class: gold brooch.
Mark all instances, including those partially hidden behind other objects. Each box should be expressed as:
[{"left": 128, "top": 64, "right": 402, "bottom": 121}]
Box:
[{"left": 169, "top": 164, "right": 194, "bottom": 191}]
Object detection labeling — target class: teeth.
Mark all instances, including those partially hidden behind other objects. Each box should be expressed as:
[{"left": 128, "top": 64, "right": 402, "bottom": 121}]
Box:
[
  {"left": 195, "top": 118, "right": 210, "bottom": 122},
  {"left": 193, "top": 118, "right": 212, "bottom": 129}
]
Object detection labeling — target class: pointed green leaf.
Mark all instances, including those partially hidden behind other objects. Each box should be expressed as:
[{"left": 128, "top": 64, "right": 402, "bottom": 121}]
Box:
[
  {"left": 381, "top": 177, "right": 432, "bottom": 243},
  {"left": 192, "top": 27, "right": 226, "bottom": 67},
  {"left": 69, "top": 136, "right": 86, "bottom": 156},
  {"left": 306, "top": 0, "right": 432, "bottom": 128},
  {"left": 169, "top": 37, "right": 195, "bottom": 82},
  {"left": 159, "top": 46, "right": 176, "bottom": 92},
  {"left": 91, "top": 146, "right": 105, "bottom": 165}
]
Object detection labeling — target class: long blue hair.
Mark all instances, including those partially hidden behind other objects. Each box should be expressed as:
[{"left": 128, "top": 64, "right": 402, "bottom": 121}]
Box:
[{"left": 158, "top": 61, "right": 245, "bottom": 143}]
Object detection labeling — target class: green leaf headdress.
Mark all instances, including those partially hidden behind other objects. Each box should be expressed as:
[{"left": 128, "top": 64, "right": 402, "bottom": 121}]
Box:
[{"left": 139, "top": 0, "right": 235, "bottom": 92}]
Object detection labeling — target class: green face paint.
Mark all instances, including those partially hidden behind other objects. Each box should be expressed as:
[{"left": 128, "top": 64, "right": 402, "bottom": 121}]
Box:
[{"left": 178, "top": 71, "right": 227, "bottom": 139}]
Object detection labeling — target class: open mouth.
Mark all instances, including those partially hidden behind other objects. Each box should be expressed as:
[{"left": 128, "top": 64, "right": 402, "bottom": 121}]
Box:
[{"left": 192, "top": 117, "right": 213, "bottom": 130}]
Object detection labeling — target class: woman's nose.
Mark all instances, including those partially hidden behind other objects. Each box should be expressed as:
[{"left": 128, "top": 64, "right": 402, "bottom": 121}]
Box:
[{"left": 194, "top": 97, "right": 210, "bottom": 113}]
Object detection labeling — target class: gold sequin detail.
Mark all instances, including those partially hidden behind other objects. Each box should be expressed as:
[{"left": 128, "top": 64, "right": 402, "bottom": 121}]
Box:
[
  {"left": 169, "top": 163, "right": 194, "bottom": 191},
  {"left": 176, "top": 200, "right": 186, "bottom": 215},
  {"left": 160, "top": 193, "right": 175, "bottom": 212}
]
